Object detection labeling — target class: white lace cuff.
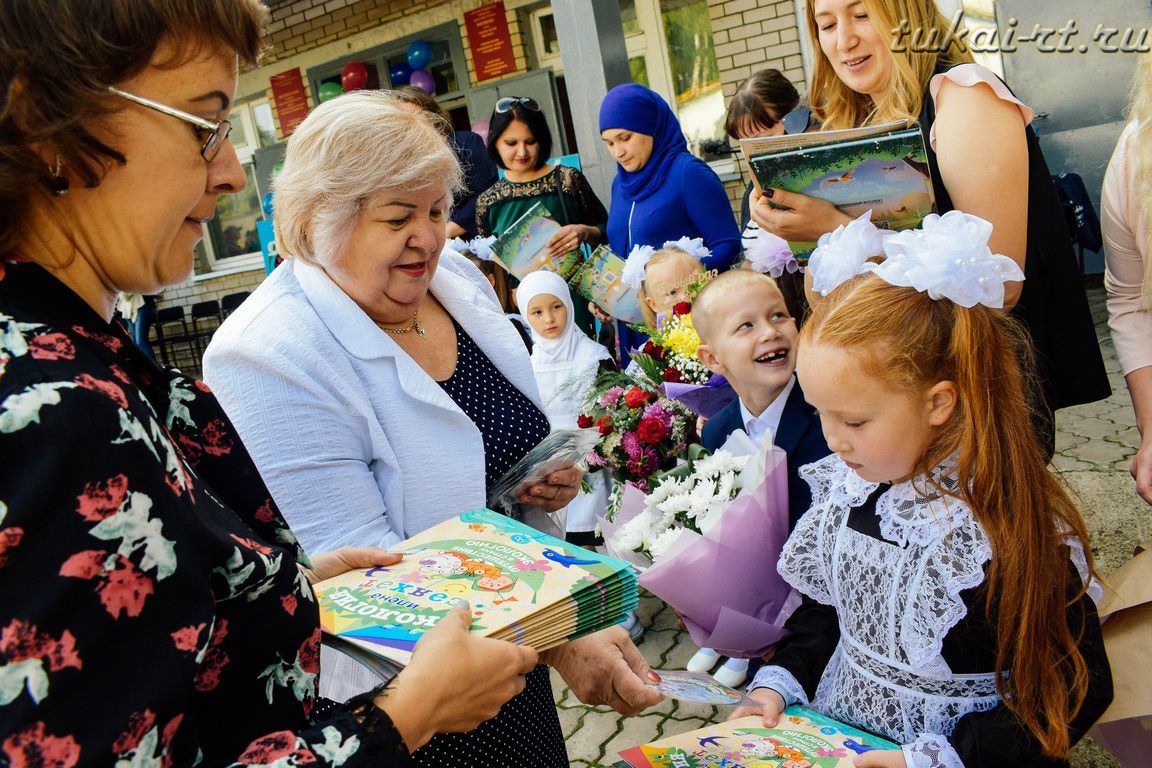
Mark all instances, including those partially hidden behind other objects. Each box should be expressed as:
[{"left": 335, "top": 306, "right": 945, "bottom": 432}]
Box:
[
  {"left": 747, "top": 665, "right": 809, "bottom": 707},
  {"left": 902, "top": 733, "right": 965, "bottom": 768}
]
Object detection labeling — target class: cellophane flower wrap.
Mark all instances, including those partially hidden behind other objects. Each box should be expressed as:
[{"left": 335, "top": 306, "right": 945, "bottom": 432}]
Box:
[
  {"left": 611, "top": 430, "right": 799, "bottom": 658},
  {"left": 579, "top": 370, "right": 696, "bottom": 494}
]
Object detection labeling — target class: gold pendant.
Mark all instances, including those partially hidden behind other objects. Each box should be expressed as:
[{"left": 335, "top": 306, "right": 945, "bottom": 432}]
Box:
[{"left": 415, "top": 323, "right": 426, "bottom": 338}]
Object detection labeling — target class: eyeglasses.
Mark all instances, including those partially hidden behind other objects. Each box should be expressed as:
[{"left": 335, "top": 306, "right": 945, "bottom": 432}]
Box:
[
  {"left": 495, "top": 96, "right": 541, "bottom": 114},
  {"left": 107, "top": 86, "right": 232, "bottom": 161}
]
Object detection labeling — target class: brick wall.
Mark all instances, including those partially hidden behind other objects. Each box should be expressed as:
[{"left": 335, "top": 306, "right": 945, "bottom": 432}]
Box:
[{"left": 707, "top": 0, "right": 807, "bottom": 221}]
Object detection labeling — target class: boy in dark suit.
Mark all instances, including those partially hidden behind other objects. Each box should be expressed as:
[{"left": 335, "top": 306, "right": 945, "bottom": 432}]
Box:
[{"left": 689, "top": 269, "right": 831, "bottom": 685}]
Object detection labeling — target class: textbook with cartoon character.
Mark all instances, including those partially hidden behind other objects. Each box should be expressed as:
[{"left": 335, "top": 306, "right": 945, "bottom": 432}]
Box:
[
  {"left": 313, "top": 509, "right": 638, "bottom": 668},
  {"left": 615, "top": 706, "right": 898, "bottom": 768}
]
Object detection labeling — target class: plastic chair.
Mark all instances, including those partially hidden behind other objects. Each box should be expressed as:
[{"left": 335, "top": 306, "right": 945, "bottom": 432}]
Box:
[
  {"left": 154, "top": 306, "right": 200, "bottom": 368},
  {"left": 190, "top": 299, "right": 221, "bottom": 346},
  {"left": 220, "top": 291, "right": 250, "bottom": 317}
]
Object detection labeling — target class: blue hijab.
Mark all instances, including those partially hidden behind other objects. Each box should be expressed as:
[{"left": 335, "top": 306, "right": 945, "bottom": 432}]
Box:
[{"left": 598, "top": 84, "right": 690, "bottom": 203}]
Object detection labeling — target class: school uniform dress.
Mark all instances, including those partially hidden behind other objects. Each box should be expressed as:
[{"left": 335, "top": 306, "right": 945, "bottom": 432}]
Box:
[
  {"left": 0, "top": 263, "right": 411, "bottom": 766},
  {"left": 203, "top": 250, "right": 568, "bottom": 767},
  {"left": 750, "top": 454, "right": 1113, "bottom": 768}
]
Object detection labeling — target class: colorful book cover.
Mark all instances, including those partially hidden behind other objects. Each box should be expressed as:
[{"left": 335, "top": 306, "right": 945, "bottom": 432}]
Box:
[
  {"left": 314, "top": 509, "right": 638, "bottom": 667},
  {"left": 616, "top": 707, "right": 899, "bottom": 768},
  {"left": 743, "top": 126, "right": 935, "bottom": 264},
  {"left": 570, "top": 244, "right": 646, "bottom": 324},
  {"left": 491, "top": 201, "right": 583, "bottom": 280}
]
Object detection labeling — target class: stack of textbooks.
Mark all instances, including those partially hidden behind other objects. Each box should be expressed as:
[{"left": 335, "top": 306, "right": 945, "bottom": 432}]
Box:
[
  {"left": 739, "top": 120, "right": 936, "bottom": 264},
  {"left": 313, "top": 509, "right": 639, "bottom": 677},
  {"left": 491, "top": 201, "right": 646, "bottom": 324},
  {"left": 615, "top": 706, "right": 898, "bottom": 767}
]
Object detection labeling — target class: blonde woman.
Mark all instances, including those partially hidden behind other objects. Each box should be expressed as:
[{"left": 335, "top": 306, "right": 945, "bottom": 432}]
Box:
[
  {"left": 751, "top": 0, "right": 1108, "bottom": 448},
  {"left": 1102, "top": 54, "right": 1152, "bottom": 505}
]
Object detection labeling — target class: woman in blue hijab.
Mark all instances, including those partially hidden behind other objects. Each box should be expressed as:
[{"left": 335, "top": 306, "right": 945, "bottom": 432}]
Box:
[{"left": 598, "top": 83, "right": 740, "bottom": 364}]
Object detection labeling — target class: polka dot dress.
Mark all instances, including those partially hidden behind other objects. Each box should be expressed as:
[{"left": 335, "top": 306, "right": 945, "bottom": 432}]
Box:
[{"left": 421, "top": 320, "right": 566, "bottom": 767}]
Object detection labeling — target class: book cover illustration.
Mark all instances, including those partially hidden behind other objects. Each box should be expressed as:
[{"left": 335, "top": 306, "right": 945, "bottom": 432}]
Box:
[
  {"left": 570, "top": 244, "right": 646, "bottom": 324},
  {"left": 648, "top": 670, "right": 757, "bottom": 707},
  {"left": 616, "top": 707, "right": 899, "bottom": 768},
  {"left": 491, "top": 201, "right": 583, "bottom": 280},
  {"left": 744, "top": 126, "right": 935, "bottom": 263},
  {"left": 314, "top": 509, "right": 638, "bottom": 667}
]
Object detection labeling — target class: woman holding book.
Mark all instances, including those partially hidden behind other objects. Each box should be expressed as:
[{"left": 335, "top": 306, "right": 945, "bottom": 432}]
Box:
[
  {"left": 204, "top": 90, "right": 661, "bottom": 768},
  {"left": 0, "top": 1, "right": 542, "bottom": 764},
  {"left": 475, "top": 97, "right": 607, "bottom": 335},
  {"left": 750, "top": 0, "right": 1108, "bottom": 445}
]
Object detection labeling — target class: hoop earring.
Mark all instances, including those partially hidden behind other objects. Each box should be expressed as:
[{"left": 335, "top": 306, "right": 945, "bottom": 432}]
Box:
[{"left": 48, "top": 154, "right": 69, "bottom": 196}]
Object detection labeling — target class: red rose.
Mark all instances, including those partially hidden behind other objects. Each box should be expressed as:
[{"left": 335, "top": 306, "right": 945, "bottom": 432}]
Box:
[
  {"left": 636, "top": 417, "right": 668, "bottom": 445},
  {"left": 624, "top": 386, "right": 652, "bottom": 409},
  {"left": 576, "top": 414, "right": 594, "bottom": 429},
  {"left": 642, "top": 341, "right": 666, "bottom": 362},
  {"left": 662, "top": 367, "right": 683, "bottom": 383},
  {"left": 596, "top": 415, "right": 614, "bottom": 435},
  {"left": 672, "top": 301, "right": 692, "bottom": 317}
]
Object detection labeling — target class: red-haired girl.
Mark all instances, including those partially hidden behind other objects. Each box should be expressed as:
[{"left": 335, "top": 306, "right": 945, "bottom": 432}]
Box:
[{"left": 732, "top": 212, "right": 1112, "bottom": 767}]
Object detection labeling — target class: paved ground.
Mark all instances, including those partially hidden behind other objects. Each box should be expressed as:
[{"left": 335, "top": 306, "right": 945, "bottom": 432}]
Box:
[{"left": 560, "top": 282, "right": 1152, "bottom": 767}]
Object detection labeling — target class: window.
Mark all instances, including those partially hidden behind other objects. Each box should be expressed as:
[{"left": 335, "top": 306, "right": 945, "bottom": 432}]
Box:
[{"left": 194, "top": 98, "right": 275, "bottom": 277}]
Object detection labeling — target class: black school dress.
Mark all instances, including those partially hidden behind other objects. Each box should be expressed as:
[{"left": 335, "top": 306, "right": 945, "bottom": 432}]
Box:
[{"left": 408, "top": 319, "right": 567, "bottom": 767}]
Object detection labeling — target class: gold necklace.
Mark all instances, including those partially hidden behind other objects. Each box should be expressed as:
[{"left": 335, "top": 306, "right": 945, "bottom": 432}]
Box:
[{"left": 373, "top": 310, "right": 425, "bottom": 338}]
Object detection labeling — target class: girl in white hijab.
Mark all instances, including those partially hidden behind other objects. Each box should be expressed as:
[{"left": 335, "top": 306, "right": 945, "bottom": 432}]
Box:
[{"left": 516, "top": 270, "right": 612, "bottom": 542}]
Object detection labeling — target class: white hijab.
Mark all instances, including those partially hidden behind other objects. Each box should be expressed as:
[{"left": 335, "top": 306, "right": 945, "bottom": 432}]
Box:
[{"left": 516, "top": 270, "right": 611, "bottom": 424}]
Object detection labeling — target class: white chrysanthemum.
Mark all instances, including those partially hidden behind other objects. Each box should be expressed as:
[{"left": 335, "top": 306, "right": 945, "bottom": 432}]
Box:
[
  {"left": 616, "top": 509, "right": 662, "bottom": 551},
  {"left": 648, "top": 526, "right": 686, "bottom": 561},
  {"left": 657, "top": 491, "right": 694, "bottom": 520}
]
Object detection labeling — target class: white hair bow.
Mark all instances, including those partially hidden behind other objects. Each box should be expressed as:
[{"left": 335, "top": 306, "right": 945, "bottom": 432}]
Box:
[
  {"left": 809, "top": 210, "right": 1023, "bottom": 308},
  {"left": 467, "top": 235, "right": 497, "bottom": 262},
  {"left": 622, "top": 244, "right": 655, "bottom": 292},
  {"left": 446, "top": 236, "right": 470, "bottom": 255},
  {"left": 662, "top": 236, "right": 712, "bottom": 264},
  {"left": 744, "top": 226, "right": 798, "bottom": 277}
]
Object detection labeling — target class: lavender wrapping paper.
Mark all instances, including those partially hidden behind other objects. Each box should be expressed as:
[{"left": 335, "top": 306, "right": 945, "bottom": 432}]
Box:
[
  {"left": 637, "top": 444, "right": 797, "bottom": 658},
  {"left": 663, "top": 374, "right": 738, "bottom": 419}
]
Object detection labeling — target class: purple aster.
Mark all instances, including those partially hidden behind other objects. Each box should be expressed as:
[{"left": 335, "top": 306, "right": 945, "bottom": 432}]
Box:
[
  {"left": 642, "top": 401, "right": 673, "bottom": 429},
  {"left": 621, "top": 431, "right": 643, "bottom": 460}
]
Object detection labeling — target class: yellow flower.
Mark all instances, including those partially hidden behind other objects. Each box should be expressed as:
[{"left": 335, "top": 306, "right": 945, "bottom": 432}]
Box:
[{"left": 661, "top": 314, "right": 701, "bottom": 359}]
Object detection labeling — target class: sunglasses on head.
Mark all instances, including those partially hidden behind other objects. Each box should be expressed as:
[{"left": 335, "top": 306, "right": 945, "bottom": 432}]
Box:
[{"left": 495, "top": 96, "right": 540, "bottom": 113}]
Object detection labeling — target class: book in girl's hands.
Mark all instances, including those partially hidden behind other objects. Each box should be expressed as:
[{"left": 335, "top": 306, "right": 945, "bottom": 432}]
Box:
[
  {"left": 616, "top": 707, "right": 899, "bottom": 767},
  {"left": 313, "top": 509, "right": 638, "bottom": 668},
  {"left": 738, "top": 120, "right": 935, "bottom": 264},
  {"left": 570, "top": 245, "right": 647, "bottom": 325},
  {"left": 491, "top": 201, "right": 583, "bottom": 280}
]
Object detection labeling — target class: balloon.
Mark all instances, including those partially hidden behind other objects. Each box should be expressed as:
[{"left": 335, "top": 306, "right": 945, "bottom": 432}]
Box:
[
  {"left": 389, "top": 62, "right": 412, "bottom": 85},
  {"left": 471, "top": 119, "right": 490, "bottom": 145},
  {"left": 407, "top": 40, "right": 432, "bottom": 70},
  {"left": 340, "top": 61, "right": 368, "bottom": 91},
  {"left": 408, "top": 69, "right": 435, "bottom": 94},
  {"left": 261, "top": 192, "right": 275, "bottom": 217},
  {"left": 318, "top": 81, "right": 344, "bottom": 102}
]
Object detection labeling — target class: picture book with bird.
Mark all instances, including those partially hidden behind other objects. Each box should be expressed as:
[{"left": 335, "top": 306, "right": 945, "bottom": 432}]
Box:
[
  {"left": 569, "top": 244, "right": 647, "bottom": 324},
  {"left": 313, "top": 509, "right": 639, "bottom": 667},
  {"left": 615, "top": 707, "right": 899, "bottom": 768},
  {"left": 738, "top": 121, "right": 935, "bottom": 264},
  {"left": 491, "top": 201, "right": 583, "bottom": 280}
]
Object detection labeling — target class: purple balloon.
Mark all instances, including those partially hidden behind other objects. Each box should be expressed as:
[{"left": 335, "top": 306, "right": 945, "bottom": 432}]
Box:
[{"left": 409, "top": 69, "right": 435, "bottom": 94}]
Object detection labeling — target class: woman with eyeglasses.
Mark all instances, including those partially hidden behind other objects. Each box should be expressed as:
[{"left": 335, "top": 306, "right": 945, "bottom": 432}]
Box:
[
  {"left": 598, "top": 83, "right": 741, "bottom": 366},
  {"left": 0, "top": 1, "right": 541, "bottom": 764},
  {"left": 475, "top": 96, "right": 607, "bottom": 334}
]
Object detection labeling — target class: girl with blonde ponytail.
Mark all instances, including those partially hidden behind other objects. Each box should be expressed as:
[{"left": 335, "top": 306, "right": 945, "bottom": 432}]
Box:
[{"left": 732, "top": 212, "right": 1113, "bottom": 767}]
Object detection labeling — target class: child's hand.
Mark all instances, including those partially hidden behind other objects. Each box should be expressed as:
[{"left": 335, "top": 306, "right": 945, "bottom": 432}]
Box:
[
  {"left": 851, "top": 750, "right": 907, "bottom": 768},
  {"left": 727, "top": 687, "right": 785, "bottom": 726}
]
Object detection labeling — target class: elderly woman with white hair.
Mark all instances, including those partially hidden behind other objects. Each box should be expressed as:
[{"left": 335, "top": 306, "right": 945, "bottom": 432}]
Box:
[{"left": 203, "top": 91, "right": 659, "bottom": 766}]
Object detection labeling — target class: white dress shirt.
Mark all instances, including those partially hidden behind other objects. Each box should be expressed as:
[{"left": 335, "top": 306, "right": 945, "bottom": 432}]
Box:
[{"left": 738, "top": 375, "right": 796, "bottom": 447}]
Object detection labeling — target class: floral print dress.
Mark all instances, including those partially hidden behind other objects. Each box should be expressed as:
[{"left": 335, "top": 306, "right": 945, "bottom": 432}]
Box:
[{"left": 0, "top": 263, "right": 410, "bottom": 766}]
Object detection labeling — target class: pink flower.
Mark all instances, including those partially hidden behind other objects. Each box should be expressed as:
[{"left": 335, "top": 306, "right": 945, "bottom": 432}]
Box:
[
  {"left": 71, "top": 325, "right": 124, "bottom": 352},
  {"left": 281, "top": 594, "right": 298, "bottom": 616},
  {"left": 113, "top": 710, "right": 156, "bottom": 754},
  {"left": 200, "top": 419, "right": 234, "bottom": 457},
  {"left": 621, "top": 431, "right": 643, "bottom": 460},
  {"left": 642, "top": 402, "right": 673, "bottom": 429},
  {"left": 0, "top": 619, "right": 82, "bottom": 671},
  {"left": 599, "top": 386, "right": 625, "bottom": 407},
  {"left": 0, "top": 526, "right": 24, "bottom": 568},
  {"left": 2, "top": 722, "right": 80, "bottom": 768},
  {"left": 28, "top": 332, "right": 75, "bottom": 361},
  {"left": 512, "top": 559, "right": 553, "bottom": 573},
  {"left": 194, "top": 647, "right": 229, "bottom": 693},
  {"left": 74, "top": 373, "right": 128, "bottom": 408},
  {"left": 171, "top": 624, "right": 207, "bottom": 652},
  {"left": 299, "top": 628, "right": 321, "bottom": 675},
  {"left": 75, "top": 474, "right": 129, "bottom": 522},
  {"left": 237, "top": 731, "right": 306, "bottom": 765},
  {"left": 253, "top": 499, "right": 275, "bottom": 523},
  {"left": 60, "top": 551, "right": 155, "bottom": 618},
  {"left": 587, "top": 451, "right": 607, "bottom": 468}
]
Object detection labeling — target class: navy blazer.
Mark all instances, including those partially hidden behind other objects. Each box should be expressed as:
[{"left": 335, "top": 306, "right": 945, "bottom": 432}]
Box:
[{"left": 701, "top": 380, "right": 830, "bottom": 528}]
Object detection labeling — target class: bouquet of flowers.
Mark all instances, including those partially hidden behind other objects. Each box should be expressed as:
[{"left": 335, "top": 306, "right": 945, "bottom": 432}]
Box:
[
  {"left": 629, "top": 301, "right": 711, "bottom": 385},
  {"left": 578, "top": 371, "right": 695, "bottom": 494},
  {"left": 608, "top": 446, "right": 750, "bottom": 563}
]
